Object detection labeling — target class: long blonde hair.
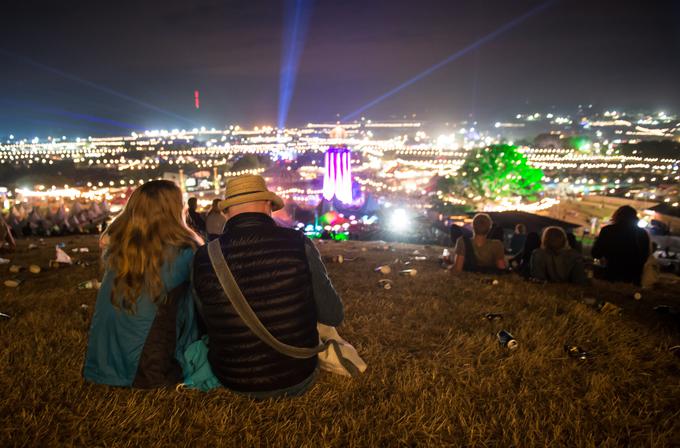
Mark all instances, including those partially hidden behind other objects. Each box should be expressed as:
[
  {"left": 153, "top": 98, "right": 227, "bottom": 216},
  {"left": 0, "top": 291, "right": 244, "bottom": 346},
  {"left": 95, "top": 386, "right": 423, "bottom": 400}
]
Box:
[{"left": 102, "top": 180, "right": 203, "bottom": 310}]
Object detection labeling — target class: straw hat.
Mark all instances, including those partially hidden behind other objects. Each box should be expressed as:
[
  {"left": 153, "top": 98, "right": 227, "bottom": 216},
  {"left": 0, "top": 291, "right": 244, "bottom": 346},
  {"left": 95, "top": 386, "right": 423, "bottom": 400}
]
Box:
[{"left": 219, "top": 175, "right": 284, "bottom": 211}]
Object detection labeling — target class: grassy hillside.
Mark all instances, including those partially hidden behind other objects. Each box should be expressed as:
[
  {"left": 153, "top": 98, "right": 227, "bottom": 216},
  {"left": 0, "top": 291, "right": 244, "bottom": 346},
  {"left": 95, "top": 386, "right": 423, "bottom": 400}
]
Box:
[{"left": 1, "top": 236, "right": 679, "bottom": 447}]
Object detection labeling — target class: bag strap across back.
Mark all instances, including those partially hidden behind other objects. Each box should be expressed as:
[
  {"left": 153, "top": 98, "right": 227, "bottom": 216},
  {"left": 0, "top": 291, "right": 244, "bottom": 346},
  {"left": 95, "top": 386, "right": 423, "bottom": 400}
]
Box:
[{"left": 207, "top": 239, "right": 329, "bottom": 359}]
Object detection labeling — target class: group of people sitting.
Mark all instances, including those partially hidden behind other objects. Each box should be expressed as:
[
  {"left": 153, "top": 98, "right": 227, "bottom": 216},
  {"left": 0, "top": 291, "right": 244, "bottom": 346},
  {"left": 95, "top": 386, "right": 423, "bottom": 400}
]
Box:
[
  {"left": 0, "top": 215, "right": 16, "bottom": 253},
  {"left": 2, "top": 200, "right": 110, "bottom": 238},
  {"left": 450, "top": 206, "right": 652, "bottom": 287},
  {"left": 83, "top": 175, "right": 344, "bottom": 398}
]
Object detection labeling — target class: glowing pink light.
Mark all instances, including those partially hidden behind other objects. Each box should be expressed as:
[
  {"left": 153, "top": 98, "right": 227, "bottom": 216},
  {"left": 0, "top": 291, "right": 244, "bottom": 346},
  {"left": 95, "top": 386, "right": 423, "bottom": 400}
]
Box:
[{"left": 323, "top": 146, "right": 353, "bottom": 203}]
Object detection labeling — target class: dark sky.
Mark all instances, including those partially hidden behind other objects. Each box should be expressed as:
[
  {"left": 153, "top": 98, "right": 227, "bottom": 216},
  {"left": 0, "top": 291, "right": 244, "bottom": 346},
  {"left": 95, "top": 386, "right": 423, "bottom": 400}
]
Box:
[{"left": 1, "top": 0, "right": 679, "bottom": 137}]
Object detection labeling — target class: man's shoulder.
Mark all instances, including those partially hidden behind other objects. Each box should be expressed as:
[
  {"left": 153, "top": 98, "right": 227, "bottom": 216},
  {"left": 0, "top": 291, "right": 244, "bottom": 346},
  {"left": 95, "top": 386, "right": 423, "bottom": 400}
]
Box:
[
  {"left": 272, "top": 226, "right": 306, "bottom": 242},
  {"left": 192, "top": 242, "right": 210, "bottom": 267}
]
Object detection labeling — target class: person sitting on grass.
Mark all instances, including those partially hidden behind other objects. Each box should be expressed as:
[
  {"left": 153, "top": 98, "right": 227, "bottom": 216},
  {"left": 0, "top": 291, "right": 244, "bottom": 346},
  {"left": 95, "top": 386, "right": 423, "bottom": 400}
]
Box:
[
  {"left": 530, "top": 226, "right": 588, "bottom": 285},
  {"left": 191, "top": 174, "right": 344, "bottom": 399},
  {"left": 509, "top": 231, "right": 540, "bottom": 278},
  {"left": 453, "top": 213, "right": 506, "bottom": 273},
  {"left": 0, "top": 214, "right": 16, "bottom": 253},
  {"left": 591, "top": 205, "right": 650, "bottom": 285},
  {"left": 84, "top": 180, "right": 203, "bottom": 388},
  {"left": 509, "top": 224, "right": 527, "bottom": 255}
]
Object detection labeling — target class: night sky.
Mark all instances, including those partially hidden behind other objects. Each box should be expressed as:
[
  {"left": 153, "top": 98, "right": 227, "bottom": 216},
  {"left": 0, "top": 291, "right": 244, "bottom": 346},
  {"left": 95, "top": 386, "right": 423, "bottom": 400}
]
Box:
[{"left": 1, "top": 0, "right": 679, "bottom": 137}]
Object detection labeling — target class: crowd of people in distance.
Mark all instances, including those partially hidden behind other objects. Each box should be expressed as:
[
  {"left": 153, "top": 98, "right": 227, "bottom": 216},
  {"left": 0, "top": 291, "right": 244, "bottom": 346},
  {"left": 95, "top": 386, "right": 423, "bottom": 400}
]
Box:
[
  {"left": 0, "top": 200, "right": 110, "bottom": 240},
  {"left": 450, "top": 205, "right": 653, "bottom": 288},
  {"left": 2, "top": 175, "right": 661, "bottom": 397},
  {"left": 83, "top": 175, "right": 345, "bottom": 398},
  {"left": 0, "top": 215, "right": 16, "bottom": 253},
  {"left": 185, "top": 197, "right": 229, "bottom": 241}
]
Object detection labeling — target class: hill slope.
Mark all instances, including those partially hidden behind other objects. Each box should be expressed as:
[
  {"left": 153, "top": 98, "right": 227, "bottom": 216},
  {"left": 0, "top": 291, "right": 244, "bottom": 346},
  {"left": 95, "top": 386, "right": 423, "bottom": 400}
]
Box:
[{"left": 1, "top": 236, "right": 679, "bottom": 446}]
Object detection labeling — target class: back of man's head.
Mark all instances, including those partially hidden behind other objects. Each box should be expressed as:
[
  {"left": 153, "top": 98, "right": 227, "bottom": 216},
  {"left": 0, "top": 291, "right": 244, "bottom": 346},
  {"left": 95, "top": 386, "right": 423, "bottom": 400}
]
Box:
[
  {"left": 187, "top": 197, "right": 198, "bottom": 210},
  {"left": 227, "top": 200, "right": 271, "bottom": 218},
  {"left": 472, "top": 213, "right": 492, "bottom": 237}
]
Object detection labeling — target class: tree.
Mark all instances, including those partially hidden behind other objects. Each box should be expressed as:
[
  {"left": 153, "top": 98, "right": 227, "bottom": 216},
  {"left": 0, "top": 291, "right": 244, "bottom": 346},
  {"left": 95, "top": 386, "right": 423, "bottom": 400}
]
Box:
[{"left": 435, "top": 144, "right": 543, "bottom": 209}]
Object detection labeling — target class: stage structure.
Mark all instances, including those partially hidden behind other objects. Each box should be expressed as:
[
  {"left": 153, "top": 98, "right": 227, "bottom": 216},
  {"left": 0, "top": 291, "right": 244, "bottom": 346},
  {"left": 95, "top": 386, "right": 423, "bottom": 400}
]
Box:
[{"left": 322, "top": 145, "right": 353, "bottom": 204}]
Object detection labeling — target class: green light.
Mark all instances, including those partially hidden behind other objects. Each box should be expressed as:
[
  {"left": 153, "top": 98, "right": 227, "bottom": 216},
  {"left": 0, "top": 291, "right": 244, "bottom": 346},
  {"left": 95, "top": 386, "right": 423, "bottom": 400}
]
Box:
[{"left": 436, "top": 144, "right": 544, "bottom": 207}]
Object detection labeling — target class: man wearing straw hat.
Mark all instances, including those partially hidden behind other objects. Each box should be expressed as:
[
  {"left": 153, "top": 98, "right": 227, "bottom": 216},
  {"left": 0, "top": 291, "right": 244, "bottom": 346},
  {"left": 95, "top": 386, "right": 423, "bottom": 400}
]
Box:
[{"left": 192, "top": 174, "right": 344, "bottom": 398}]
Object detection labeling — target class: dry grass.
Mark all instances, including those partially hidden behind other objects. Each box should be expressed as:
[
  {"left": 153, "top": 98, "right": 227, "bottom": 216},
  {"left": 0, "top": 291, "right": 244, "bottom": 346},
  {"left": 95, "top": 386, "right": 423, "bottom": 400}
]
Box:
[{"left": 1, "top": 236, "right": 680, "bottom": 447}]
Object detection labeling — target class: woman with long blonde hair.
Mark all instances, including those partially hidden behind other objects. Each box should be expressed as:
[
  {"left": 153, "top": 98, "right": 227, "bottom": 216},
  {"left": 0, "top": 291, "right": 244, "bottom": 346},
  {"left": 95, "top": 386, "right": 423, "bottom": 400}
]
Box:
[{"left": 84, "top": 180, "right": 203, "bottom": 388}]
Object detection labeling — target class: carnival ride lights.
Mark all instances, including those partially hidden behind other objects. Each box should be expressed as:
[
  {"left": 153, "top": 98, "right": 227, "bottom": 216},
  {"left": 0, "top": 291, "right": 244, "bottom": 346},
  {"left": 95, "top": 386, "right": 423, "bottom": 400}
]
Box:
[{"left": 322, "top": 146, "right": 353, "bottom": 203}]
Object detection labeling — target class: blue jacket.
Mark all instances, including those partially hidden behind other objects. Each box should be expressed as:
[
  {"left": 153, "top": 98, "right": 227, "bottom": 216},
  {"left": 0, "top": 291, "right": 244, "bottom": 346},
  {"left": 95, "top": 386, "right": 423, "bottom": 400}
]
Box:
[{"left": 83, "top": 247, "right": 199, "bottom": 387}]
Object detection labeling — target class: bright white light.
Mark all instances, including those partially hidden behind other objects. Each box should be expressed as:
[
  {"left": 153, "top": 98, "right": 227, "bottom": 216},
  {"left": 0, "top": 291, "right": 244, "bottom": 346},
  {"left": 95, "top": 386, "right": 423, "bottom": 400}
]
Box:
[
  {"left": 388, "top": 208, "right": 411, "bottom": 233},
  {"left": 637, "top": 219, "right": 649, "bottom": 228}
]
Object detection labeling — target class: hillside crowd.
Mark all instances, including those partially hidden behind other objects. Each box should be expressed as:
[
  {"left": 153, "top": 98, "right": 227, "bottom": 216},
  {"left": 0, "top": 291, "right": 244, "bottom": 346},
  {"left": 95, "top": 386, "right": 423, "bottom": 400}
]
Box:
[
  {"left": 1, "top": 176, "right": 657, "bottom": 400},
  {"left": 448, "top": 206, "right": 655, "bottom": 288}
]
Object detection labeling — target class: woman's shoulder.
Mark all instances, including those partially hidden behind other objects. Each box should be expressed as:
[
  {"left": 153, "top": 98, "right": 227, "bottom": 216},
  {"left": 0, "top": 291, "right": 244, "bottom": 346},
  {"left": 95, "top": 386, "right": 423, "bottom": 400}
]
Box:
[
  {"left": 170, "top": 245, "right": 198, "bottom": 267},
  {"left": 531, "top": 248, "right": 548, "bottom": 258},
  {"left": 162, "top": 245, "right": 199, "bottom": 284}
]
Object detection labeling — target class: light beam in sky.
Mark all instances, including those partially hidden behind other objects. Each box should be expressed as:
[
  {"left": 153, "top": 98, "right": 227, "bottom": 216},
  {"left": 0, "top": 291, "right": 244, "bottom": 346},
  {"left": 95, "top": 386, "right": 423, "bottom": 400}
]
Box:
[
  {"left": 278, "top": 0, "right": 314, "bottom": 129},
  {"left": 0, "top": 48, "right": 198, "bottom": 126},
  {"left": 342, "top": 0, "right": 558, "bottom": 122}
]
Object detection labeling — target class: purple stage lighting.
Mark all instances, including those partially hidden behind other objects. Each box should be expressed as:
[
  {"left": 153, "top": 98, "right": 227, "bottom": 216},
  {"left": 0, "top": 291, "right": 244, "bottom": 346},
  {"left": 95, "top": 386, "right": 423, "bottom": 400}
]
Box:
[{"left": 323, "top": 146, "right": 353, "bottom": 204}]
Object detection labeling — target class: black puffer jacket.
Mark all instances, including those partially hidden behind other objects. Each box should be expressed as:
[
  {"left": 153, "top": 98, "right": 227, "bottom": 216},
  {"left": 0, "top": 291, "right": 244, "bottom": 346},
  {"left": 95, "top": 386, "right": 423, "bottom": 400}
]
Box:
[{"left": 192, "top": 213, "right": 318, "bottom": 393}]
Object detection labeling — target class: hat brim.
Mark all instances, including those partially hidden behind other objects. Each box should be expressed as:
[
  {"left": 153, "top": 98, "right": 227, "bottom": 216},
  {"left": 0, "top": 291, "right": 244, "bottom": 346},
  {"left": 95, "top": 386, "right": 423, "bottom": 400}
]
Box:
[{"left": 219, "top": 191, "right": 284, "bottom": 212}]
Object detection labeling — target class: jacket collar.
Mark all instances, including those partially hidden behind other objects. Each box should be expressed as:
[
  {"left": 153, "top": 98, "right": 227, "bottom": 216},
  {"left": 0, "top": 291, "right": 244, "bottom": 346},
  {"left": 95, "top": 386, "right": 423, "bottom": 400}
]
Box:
[{"left": 226, "top": 212, "right": 276, "bottom": 229}]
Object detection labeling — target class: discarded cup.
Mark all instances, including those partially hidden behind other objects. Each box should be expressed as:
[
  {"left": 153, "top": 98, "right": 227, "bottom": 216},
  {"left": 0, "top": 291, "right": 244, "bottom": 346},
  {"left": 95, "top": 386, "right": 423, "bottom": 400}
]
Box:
[
  {"left": 28, "top": 243, "right": 38, "bottom": 250},
  {"left": 582, "top": 297, "right": 598, "bottom": 306},
  {"left": 599, "top": 302, "right": 622, "bottom": 316},
  {"left": 0, "top": 312, "right": 10, "bottom": 320},
  {"left": 633, "top": 292, "right": 642, "bottom": 301},
  {"left": 497, "top": 330, "right": 518, "bottom": 349},
  {"left": 78, "top": 280, "right": 101, "bottom": 290},
  {"left": 9, "top": 265, "right": 23, "bottom": 274},
  {"left": 4, "top": 279, "right": 21, "bottom": 288},
  {"left": 564, "top": 345, "right": 589, "bottom": 361},
  {"left": 375, "top": 265, "right": 392, "bottom": 275},
  {"left": 378, "top": 279, "right": 394, "bottom": 290},
  {"left": 0, "top": 258, "right": 10, "bottom": 265},
  {"left": 654, "top": 305, "right": 678, "bottom": 315},
  {"left": 414, "top": 256, "right": 427, "bottom": 261},
  {"left": 484, "top": 278, "right": 500, "bottom": 285},
  {"left": 483, "top": 313, "right": 503, "bottom": 321},
  {"left": 399, "top": 269, "right": 417, "bottom": 277},
  {"left": 29, "top": 265, "right": 41, "bottom": 274}
]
